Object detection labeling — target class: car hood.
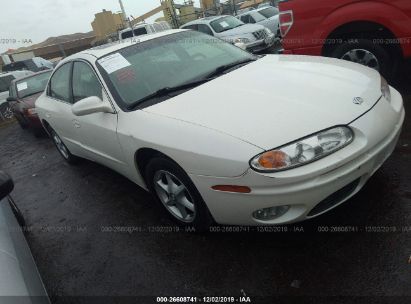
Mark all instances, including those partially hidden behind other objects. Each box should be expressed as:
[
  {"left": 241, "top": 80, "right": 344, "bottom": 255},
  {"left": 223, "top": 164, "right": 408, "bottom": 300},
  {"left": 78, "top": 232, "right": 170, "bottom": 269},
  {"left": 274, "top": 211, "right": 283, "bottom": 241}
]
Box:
[
  {"left": 143, "top": 55, "right": 382, "bottom": 150},
  {"left": 218, "top": 23, "right": 264, "bottom": 38},
  {"left": 20, "top": 92, "right": 42, "bottom": 108}
]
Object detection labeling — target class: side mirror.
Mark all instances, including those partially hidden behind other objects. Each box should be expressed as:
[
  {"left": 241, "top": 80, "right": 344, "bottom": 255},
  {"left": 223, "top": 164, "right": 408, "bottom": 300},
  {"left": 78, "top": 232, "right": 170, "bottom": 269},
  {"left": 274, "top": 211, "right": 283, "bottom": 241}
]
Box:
[
  {"left": 72, "top": 96, "right": 114, "bottom": 116},
  {"left": 6, "top": 96, "right": 17, "bottom": 102},
  {"left": 0, "top": 171, "right": 14, "bottom": 200},
  {"left": 234, "top": 42, "right": 247, "bottom": 50}
]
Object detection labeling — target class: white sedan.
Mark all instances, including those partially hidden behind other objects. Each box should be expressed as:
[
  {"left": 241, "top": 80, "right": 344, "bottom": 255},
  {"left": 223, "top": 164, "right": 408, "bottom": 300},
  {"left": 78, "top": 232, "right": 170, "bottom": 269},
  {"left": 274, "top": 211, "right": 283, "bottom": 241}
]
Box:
[{"left": 36, "top": 30, "right": 404, "bottom": 230}]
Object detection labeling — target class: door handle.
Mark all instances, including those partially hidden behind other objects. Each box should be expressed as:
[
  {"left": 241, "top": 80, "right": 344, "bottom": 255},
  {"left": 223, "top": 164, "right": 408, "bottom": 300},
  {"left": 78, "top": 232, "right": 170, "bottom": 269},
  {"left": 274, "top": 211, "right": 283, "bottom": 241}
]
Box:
[
  {"left": 73, "top": 119, "right": 81, "bottom": 128},
  {"left": 45, "top": 112, "right": 51, "bottom": 118}
]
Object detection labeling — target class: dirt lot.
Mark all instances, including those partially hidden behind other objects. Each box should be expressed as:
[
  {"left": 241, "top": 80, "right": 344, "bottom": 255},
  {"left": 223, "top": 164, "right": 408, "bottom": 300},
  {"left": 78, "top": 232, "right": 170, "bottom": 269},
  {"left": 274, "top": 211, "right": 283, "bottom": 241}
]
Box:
[{"left": 0, "top": 60, "right": 410, "bottom": 303}]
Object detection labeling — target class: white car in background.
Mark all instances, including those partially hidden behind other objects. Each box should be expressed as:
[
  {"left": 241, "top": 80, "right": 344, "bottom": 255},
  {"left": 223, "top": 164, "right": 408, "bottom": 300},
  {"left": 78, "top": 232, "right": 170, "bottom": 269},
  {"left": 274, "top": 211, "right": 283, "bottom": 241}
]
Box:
[
  {"left": 118, "top": 21, "right": 171, "bottom": 41},
  {"left": 238, "top": 6, "right": 280, "bottom": 37},
  {"left": 36, "top": 30, "right": 404, "bottom": 230},
  {"left": 181, "top": 15, "right": 275, "bottom": 53}
]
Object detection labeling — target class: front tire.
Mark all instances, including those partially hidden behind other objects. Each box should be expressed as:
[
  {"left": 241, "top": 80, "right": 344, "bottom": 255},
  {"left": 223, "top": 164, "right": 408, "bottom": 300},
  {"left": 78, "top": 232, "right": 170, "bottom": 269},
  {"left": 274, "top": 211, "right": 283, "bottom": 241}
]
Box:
[
  {"left": 145, "top": 157, "right": 213, "bottom": 232},
  {"left": 331, "top": 39, "right": 393, "bottom": 79},
  {"left": 15, "top": 114, "right": 29, "bottom": 129},
  {"left": 50, "top": 128, "right": 79, "bottom": 165}
]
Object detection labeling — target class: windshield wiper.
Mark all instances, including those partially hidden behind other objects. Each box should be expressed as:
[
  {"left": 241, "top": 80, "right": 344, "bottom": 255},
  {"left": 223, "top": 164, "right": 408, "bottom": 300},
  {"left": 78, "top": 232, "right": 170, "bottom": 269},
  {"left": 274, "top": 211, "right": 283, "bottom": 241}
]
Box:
[
  {"left": 127, "top": 78, "right": 213, "bottom": 110},
  {"left": 206, "top": 58, "right": 257, "bottom": 79}
]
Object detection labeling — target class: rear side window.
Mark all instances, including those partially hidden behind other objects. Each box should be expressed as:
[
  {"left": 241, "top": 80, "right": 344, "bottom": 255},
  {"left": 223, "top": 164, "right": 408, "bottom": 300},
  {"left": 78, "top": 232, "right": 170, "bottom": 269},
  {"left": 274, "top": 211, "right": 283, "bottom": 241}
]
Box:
[
  {"left": 0, "top": 75, "right": 15, "bottom": 92},
  {"left": 198, "top": 24, "right": 214, "bottom": 36},
  {"left": 133, "top": 27, "right": 148, "bottom": 36},
  {"left": 49, "top": 63, "right": 72, "bottom": 102},
  {"left": 72, "top": 62, "right": 103, "bottom": 103},
  {"left": 240, "top": 15, "right": 251, "bottom": 23},
  {"left": 182, "top": 24, "right": 198, "bottom": 31},
  {"left": 121, "top": 30, "right": 133, "bottom": 39}
]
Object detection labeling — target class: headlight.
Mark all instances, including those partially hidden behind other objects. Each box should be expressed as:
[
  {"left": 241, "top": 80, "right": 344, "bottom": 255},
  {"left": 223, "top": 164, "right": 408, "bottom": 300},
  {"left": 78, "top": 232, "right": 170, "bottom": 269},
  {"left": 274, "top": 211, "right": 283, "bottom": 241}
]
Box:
[
  {"left": 250, "top": 126, "right": 354, "bottom": 172},
  {"left": 264, "top": 28, "right": 273, "bottom": 35},
  {"left": 26, "top": 108, "right": 37, "bottom": 115},
  {"left": 381, "top": 76, "right": 391, "bottom": 103},
  {"left": 234, "top": 38, "right": 251, "bottom": 44}
]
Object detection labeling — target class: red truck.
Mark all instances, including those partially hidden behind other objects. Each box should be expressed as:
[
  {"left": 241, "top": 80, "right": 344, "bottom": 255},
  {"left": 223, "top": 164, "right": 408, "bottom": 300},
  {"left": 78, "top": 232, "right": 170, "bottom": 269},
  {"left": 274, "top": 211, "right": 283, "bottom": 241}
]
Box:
[{"left": 278, "top": 0, "right": 411, "bottom": 78}]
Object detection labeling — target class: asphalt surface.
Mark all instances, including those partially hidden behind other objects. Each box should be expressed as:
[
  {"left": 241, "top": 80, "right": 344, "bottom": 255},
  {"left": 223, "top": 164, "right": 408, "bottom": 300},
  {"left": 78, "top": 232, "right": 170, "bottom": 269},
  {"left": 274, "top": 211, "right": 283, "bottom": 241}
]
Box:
[{"left": 0, "top": 60, "right": 410, "bottom": 303}]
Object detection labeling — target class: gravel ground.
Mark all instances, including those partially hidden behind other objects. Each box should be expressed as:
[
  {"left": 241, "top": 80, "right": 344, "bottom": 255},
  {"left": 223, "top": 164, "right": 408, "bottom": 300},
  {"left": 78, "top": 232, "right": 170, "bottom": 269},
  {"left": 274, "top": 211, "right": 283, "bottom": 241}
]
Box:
[{"left": 0, "top": 59, "right": 410, "bottom": 304}]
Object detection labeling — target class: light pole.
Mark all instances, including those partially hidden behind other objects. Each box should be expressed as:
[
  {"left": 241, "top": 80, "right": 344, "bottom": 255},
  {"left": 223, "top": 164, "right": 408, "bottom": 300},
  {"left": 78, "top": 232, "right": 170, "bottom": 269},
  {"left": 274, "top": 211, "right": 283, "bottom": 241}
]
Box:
[{"left": 119, "top": 0, "right": 131, "bottom": 28}]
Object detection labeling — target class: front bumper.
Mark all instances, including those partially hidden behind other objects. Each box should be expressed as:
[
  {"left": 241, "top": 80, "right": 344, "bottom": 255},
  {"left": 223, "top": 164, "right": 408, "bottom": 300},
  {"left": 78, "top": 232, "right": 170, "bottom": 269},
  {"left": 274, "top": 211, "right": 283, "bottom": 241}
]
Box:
[
  {"left": 190, "top": 88, "right": 405, "bottom": 226},
  {"left": 25, "top": 112, "right": 42, "bottom": 129},
  {"left": 246, "top": 34, "right": 276, "bottom": 53}
]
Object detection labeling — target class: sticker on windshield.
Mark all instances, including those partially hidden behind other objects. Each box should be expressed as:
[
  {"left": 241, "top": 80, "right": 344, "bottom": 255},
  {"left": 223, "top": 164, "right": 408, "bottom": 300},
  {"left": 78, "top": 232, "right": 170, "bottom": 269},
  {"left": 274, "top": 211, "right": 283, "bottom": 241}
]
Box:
[
  {"left": 17, "top": 82, "right": 28, "bottom": 91},
  {"left": 220, "top": 21, "right": 229, "bottom": 28},
  {"left": 98, "top": 53, "right": 131, "bottom": 74}
]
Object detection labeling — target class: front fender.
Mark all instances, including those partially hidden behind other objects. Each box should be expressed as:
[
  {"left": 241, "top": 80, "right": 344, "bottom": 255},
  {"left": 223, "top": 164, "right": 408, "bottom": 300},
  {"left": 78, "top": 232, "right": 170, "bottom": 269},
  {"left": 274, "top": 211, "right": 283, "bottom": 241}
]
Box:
[{"left": 318, "top": 1, "right": 411, "bottom": 56}]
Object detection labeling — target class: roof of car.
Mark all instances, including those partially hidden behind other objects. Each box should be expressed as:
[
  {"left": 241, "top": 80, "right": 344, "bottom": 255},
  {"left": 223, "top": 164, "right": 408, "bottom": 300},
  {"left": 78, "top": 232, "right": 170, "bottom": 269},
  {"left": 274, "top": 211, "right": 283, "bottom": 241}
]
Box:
[
  {"left": 183, "top": 15, "right": 227, "bottom": 26},
  {"left": 75, "top": 29, "right": 186, "bottom": 59},
  {"left": 10, "top": 69, "right": 52, "bottom": 84}
]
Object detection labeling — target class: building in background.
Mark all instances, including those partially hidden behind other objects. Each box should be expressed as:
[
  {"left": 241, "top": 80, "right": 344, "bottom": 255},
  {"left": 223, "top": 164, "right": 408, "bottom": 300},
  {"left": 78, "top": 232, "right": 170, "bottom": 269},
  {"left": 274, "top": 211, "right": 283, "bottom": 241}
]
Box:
[{"left": 91, "top": 9, "right": 125, "bottom": 43}]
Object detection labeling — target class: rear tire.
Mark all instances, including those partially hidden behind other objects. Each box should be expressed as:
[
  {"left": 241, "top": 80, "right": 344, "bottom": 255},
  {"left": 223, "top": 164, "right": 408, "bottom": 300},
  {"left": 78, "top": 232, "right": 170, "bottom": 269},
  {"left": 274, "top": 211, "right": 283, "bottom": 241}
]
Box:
[
  {"left": 145, "top": 157, "right": 213, "bottom": 232},
  {"left": 49, "top": 128, "right": 79, "bottom": 165},
  {"left": 331, "top": 39, "right": 393, "bottom": 79}
]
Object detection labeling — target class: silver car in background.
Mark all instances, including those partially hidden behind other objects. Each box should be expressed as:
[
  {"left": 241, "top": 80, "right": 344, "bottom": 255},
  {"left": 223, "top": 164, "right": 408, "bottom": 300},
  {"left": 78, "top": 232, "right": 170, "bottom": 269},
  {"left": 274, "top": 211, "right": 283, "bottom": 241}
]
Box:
[
  {"left": 0, "top": 171, "right": 49, "bottom": 304},
  {"left": 181, "top": 15, "right": 275, "bottom": 53},
  {"left": 237, "top": 6, "right": 280, "bottom": 37}
]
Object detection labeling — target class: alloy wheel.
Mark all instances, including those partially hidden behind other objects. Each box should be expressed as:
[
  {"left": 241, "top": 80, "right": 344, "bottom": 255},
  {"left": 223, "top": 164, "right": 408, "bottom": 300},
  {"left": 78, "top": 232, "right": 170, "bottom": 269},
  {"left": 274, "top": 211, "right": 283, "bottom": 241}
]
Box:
[
  {"left": 52, "top": 132, "right": 69, "bottom": 159},
  {"left": 153, "top": 170, "right": 196, "bottom": 223},
  {"left": 341, "top": 49, "right": 380, "bottom": 71}
]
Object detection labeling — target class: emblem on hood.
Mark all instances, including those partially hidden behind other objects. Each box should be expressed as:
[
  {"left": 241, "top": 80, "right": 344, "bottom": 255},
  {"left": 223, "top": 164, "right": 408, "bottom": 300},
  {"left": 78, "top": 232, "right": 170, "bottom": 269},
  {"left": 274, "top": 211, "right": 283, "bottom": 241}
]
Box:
[{"left": 353, "top": 97, "right": 364, "bottom": 105}]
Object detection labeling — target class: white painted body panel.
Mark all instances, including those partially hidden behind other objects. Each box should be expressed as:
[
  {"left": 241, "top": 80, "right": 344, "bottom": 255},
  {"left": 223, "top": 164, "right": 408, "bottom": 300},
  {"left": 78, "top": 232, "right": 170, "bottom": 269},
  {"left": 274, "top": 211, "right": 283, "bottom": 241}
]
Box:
[{"left": 35, "top": 31, "right": 405, "bottom": 225}]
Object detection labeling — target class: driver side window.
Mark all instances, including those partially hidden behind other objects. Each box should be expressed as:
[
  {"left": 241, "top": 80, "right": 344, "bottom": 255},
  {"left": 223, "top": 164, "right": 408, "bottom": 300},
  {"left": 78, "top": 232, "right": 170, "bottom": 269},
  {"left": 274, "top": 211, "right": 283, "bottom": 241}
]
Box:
[{"left": 72, "top": 62, "right": 103, "bottom": 103}]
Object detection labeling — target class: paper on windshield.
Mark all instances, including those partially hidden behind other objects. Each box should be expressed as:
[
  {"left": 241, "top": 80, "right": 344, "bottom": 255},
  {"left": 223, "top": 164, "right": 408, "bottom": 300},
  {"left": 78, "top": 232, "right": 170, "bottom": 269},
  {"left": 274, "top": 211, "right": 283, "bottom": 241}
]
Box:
[
  {"left": 98, "top": 53, "right": 131, "bottom": 74},
  {"left": 220, "top": 21, "right": 230, "bottom": 28},
  {"left": 17, "top": 82, "right": 28, "bottom": 91}
]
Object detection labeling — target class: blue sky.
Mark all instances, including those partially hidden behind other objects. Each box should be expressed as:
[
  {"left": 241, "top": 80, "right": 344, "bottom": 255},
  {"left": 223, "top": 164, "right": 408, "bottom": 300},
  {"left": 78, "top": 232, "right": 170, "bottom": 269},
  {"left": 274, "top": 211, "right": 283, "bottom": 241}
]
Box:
[{"left": 0, "top": 0, "right": 201, "bottom": 53}]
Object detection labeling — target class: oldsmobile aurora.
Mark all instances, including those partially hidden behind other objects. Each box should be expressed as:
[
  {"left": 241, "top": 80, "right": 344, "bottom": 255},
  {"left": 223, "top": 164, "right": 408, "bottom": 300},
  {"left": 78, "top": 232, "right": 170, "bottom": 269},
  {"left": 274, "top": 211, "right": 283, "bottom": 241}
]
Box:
[{"left": 35, "top": 30, "right": 405, "bottom": 230}]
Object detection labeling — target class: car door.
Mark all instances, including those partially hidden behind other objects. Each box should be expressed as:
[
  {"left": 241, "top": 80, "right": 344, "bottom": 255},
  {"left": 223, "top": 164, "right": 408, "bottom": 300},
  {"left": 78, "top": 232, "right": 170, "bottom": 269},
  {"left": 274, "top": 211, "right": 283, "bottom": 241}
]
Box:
[
  {"left": 71, "top": 60, "right": 127, "bottom": 171},
  {"left": 42, "top": 62, "right": 85, "bottom": 156}
]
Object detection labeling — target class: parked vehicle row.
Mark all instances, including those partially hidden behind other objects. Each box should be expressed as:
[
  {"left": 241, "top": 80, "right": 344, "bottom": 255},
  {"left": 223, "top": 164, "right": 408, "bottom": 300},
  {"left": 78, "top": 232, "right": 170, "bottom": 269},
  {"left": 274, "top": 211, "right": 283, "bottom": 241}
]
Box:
[
  {"left": 118, "top": 21, "right": 171, "bottom": 41},
  {"left": 237, "top": 6, "right": 280, "bottom": 37},
  {"left": 32, "top": 30, "right": 403, "bottom": 230},
  {"left": 181, "top": 15, "right": 276, "bottom": 53}
]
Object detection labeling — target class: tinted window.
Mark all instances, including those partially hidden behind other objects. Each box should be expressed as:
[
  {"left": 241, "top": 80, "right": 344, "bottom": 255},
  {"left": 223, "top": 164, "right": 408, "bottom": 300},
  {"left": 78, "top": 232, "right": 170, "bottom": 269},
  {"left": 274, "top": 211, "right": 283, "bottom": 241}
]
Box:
[
  {"left": 0, "top": 75, "right": 15, "bottom": 92},
  {"left": 49, "top": 63, "right": 72, "bottom": 102},
  {"left": 72, "top": 62, "right": 102, "bottom": 103},
  {"left": 121, "top": 30, "right": 133, "bottom": 39},
  {"left": 198, "top": 24, "right": 213, "bottom": 36},
  {"left": 16, "top": 71, "right": 52, "bottom": 99},
  {"left": 240, "top": 15, "right": 250, "bottom": 23},
  {"left": 133, "top": 27, "right": 148, "bottom": 36},
  {"left": 182, "top": 24, "right": 198, "bottom": 31},
  {"left": 259, "top": 7, "right": 279, "bottom": 18}
]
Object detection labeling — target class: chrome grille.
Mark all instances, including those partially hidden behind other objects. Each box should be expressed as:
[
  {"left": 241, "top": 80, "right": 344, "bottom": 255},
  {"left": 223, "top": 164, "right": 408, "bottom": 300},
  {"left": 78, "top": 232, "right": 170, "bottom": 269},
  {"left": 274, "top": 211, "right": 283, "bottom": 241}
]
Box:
[{"left": 253, "top": 29, "right": 268, "bottom": 40}]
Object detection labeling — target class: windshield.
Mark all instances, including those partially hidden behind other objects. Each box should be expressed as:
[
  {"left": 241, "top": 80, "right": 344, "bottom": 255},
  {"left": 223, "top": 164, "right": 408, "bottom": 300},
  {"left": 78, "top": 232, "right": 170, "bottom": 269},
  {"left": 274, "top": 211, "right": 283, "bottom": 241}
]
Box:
[
  {"left": 210, "top": 16, "right": 244, "bottom": 33},
  {"left": 16, "top": 71, "right": 52, "bottom": 98},
  {"left": 251, "top": 12, "right": 267, "bottom": 22},
  {"left": 259, "top": 7, "right": 279, "bottom": 18},
  {"left": 0, "top": 75, "right": 15, "bottom": 92},
  {"left": 97, "top": 31, "right": 255, "bottom": 109}
]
